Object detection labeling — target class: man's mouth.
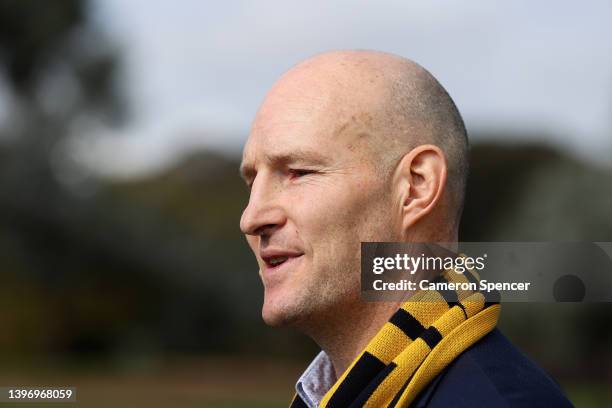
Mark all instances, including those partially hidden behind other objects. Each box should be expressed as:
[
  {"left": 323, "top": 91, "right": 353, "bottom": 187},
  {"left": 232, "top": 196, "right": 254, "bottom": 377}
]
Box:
[
  {"left": 261, "top": 252, "right": 304, "bottom": 273},
  {"left": 267, "top": 256, "right": 289, "bottom": 267}
]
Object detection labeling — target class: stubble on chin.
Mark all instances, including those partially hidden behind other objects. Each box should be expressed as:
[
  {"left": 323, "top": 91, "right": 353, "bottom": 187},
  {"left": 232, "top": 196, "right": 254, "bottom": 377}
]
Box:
[{"left": 261, "top": 292, "right": 312, "bottom": 328}]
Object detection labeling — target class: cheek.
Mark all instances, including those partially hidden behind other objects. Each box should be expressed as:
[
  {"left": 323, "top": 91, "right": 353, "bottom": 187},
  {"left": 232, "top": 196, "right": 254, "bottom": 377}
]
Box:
[
  {"left": 291, "top": 177, "right": 386, "bottom": 252},
  {"left": 293, "top": 185, "right": 362, "bottom": 235}
]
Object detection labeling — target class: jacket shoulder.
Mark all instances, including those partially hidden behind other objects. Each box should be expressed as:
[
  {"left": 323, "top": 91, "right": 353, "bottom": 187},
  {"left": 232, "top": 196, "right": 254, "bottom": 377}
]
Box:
[{"left": 412, "top": 329, "right": 574, "bottom": 408}]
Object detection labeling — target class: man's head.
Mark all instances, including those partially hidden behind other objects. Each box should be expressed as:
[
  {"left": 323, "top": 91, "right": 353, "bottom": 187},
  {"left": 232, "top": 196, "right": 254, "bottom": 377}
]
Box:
[{"left": 239, "top": 50, "right": 468, "bottom": 331}]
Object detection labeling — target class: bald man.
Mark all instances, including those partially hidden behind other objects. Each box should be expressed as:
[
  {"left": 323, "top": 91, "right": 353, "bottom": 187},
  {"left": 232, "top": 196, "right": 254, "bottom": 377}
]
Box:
[{"left": 240, "top": 51, "right": 572, "bottom": 407}]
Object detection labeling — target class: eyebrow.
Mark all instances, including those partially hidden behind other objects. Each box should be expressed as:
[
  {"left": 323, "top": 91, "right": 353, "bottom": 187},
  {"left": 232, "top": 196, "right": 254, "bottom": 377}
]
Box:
[{"left": 239, "top": 149, "right": 331, "bottom": 182}]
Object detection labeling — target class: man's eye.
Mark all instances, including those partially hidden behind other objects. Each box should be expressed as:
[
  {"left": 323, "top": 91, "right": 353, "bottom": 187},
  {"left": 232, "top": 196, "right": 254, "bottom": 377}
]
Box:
[{"left": 289, "top": 169, "right": 315, "bottom": 178}]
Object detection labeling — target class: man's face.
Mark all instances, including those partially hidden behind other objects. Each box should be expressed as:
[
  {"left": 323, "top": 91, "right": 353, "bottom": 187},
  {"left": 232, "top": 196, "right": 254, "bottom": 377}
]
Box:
[{"left": 240, "top": 82, "right": 399, "bottom": 328}]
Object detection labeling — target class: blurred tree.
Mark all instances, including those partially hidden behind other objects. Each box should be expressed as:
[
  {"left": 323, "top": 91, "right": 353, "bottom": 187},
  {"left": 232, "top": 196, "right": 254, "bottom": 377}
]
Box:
[
  {"left": 0, "top": 1, "right": 286, "bottom": 362},
  {"left": 0, "top": 0, "right": 130, "bottom": 359}
]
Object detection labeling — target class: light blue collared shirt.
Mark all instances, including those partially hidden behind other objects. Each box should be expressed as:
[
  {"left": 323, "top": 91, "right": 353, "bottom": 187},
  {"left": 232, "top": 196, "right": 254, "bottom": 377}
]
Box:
[{"left": 295, "top": 351, "right": 337, "bottom": 408}]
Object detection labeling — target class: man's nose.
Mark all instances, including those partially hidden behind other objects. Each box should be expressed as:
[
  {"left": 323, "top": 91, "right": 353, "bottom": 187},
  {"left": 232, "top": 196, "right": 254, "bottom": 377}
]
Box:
[{"left": 240, "top": 178, "right": 285, "bottom": 236}]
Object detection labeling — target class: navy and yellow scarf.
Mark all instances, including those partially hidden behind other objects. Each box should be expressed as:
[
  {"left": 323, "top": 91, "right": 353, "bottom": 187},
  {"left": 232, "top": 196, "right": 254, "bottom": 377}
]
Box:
[{"left": 291, "top": 266, "right": 500, "bottom": 408}]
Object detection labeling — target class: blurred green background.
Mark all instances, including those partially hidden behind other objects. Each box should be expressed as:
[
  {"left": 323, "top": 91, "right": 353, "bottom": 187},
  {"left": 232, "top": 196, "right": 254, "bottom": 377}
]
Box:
[{"left": 0, "top": 1, "right": 611, "bottom": 407}]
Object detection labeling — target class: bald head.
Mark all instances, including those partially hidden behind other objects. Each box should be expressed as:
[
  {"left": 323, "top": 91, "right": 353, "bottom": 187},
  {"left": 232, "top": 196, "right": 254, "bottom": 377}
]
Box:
[
  {"left": 241, "top": 50, "right": 469, "bottom": 332},
  {"left": 255, "top": 50, "right": 469, "bottom": 232}
]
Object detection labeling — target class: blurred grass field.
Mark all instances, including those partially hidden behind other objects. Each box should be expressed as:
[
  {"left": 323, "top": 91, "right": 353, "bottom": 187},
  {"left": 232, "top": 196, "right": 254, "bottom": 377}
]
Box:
[
  {"left": 0, "top": 357, "right": 298, "bottom": 408},
  {"left": 0, "top": 357, "right": 609, "bottom": 408}
]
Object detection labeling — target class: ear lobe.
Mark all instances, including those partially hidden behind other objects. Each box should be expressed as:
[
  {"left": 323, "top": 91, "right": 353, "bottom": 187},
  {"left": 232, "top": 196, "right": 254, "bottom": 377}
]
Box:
[{"left": 396, "top": 145, "right": 447, "bottom": 231}]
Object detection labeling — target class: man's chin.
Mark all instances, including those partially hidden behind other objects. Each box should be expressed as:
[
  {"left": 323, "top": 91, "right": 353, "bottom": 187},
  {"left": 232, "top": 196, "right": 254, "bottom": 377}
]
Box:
[
  {"left": 262, "top": 306, "right": 295, "bottom": 327},
  {"left": 261, "top": 298, "right": 305, "bottom": 328},
  {"left": 262, "top": 312, "right": 289, "bottom": 327}
]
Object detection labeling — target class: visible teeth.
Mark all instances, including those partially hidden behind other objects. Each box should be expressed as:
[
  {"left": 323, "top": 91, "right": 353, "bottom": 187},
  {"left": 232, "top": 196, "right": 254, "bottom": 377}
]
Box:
[{"left": 269, "top": 256, "right": 288, "bottom": 265}]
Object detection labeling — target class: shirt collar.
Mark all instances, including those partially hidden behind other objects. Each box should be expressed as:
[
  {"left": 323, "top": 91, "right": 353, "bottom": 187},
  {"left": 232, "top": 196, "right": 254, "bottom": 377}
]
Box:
[{"left": 295, "top": 351, "right": 337, "bottom": 408}]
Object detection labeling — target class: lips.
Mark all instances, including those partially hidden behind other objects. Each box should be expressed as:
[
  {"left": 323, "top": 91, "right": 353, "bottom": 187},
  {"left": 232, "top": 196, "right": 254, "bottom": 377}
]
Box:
[
  {"left": 266, "top": 255, "right": 289, "bottom": 266},
  {"left": 260, "top": 249, "right": 304, "bottom": 272}
]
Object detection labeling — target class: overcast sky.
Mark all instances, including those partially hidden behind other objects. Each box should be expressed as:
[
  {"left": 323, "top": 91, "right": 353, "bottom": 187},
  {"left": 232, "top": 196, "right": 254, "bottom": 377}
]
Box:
[{"left": 83, "top": 0, "right": 612, "bottom": 177}]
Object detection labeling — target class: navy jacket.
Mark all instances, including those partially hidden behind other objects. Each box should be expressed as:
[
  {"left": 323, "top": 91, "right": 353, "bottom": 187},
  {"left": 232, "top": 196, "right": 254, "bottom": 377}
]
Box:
[{"left": 411, "top": 329, "right": 574, "bottom": 407}]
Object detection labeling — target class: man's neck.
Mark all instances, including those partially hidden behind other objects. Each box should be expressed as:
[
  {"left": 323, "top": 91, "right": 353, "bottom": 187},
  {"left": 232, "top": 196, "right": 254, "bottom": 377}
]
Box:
[
  {"left": 300, "top": 243, "right": 459, "bottom": 378},
  {"left": 305, "top": 299, "right": 403, "bottom": 379}
]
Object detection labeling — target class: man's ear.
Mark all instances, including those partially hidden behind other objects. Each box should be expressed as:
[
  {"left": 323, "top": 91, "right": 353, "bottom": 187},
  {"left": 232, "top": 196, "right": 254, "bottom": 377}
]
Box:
[{"left": 393, "top": 144, "right": 447, "bottom": 232}]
